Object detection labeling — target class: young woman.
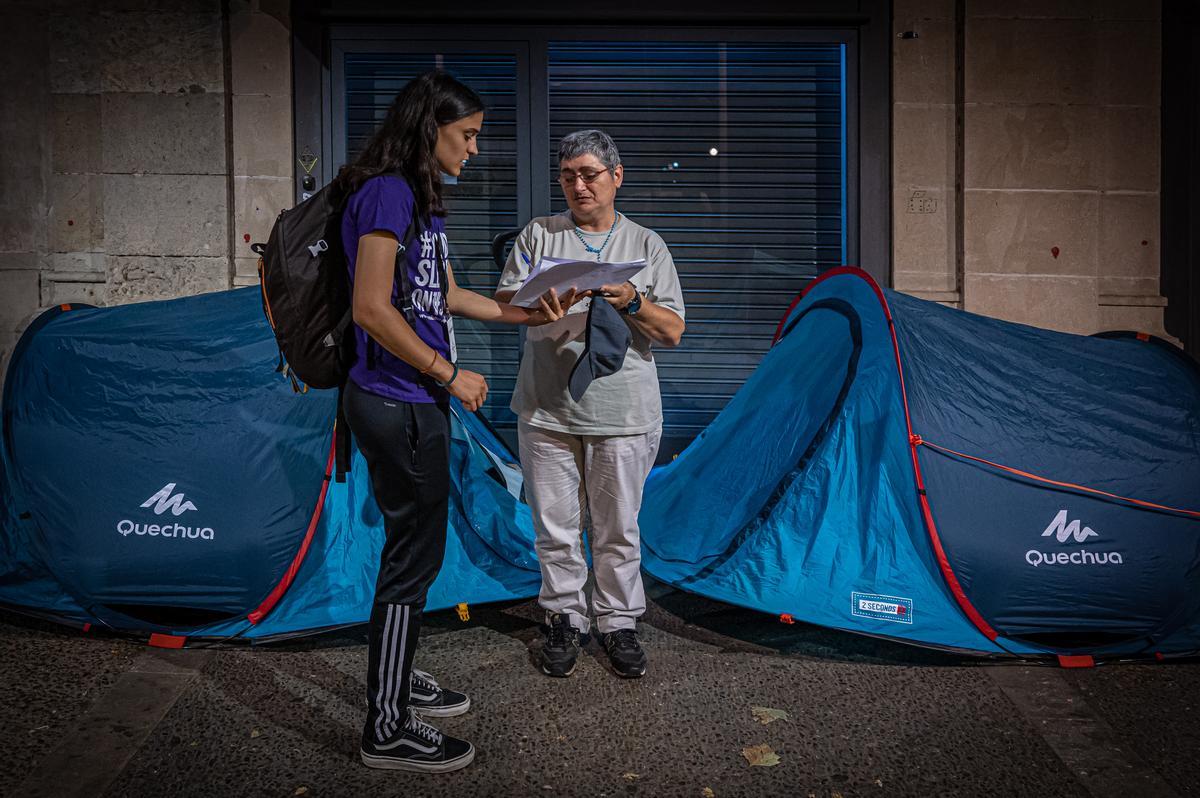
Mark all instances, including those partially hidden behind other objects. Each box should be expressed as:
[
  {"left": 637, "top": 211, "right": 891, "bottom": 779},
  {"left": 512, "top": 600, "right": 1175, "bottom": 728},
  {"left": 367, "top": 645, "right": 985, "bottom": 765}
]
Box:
[{"left": 335, "top": 70, "right": 575, "bottom": 773}]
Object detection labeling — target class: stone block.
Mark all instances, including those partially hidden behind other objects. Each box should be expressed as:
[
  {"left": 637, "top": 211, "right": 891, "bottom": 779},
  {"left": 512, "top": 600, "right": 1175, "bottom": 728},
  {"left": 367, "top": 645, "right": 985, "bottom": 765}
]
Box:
[
  {"left": 232, "top": 94, "right": 294, "bottom": 177},
  {"left": 894, "top": 0, "right": 955, "bottom": 19},
  {"left": 0, "top": 253, "right": 38, "bottom": 270},
  {"left": 49, "top": 12, "right": 100, "bottom": 94},
  {"left": 101, "top": 12, "right": 223, "bottom": 93},
  {"left": 894, "top": 104, "right": 955, "bottom": 187},
  {"left": 0, "top": 271, "right": 40, "bottom": 333},
  {"left": 234, "top": 256, "right": 261, "bottom": 282},
  {"left": 1096, "top": 0, "right": 1161, "bottom": 21},
  {"left": 103, "top": 174, "right": 227, "bottom": 257},
  {"left": 894, "top": 270, "right": 958, "bottom": 294},
  {"left": 0, "top": 173, "right": 45, "bottom": 255},
  {"left": 1097, "top": 304, "right": 1167, "bottom": 337},
  {"left": 107, "top": 256, "right": 229, "bottom": 304},
  {"left": 893, "top": 186, "right": 956, "bottom": 278},
  {"left": 41, "top": 279, "right": 110, "bottom": 307},
  {"left": 965, "top": 0, "right": 1094, "bottom": 17},
  {"left": 101, "top": 92, "right": 226, "bottom": 175},
  {"left": 230, "top": 10, "right": 292, "bottom": 96},
  {"left": 963, "top": 190, "right": 1098, "bottom": 278},
  {"left": 893, "top": 18, "right": 955, "bottom": 105},
  {"left": 1101, "top": 108, "right": 1159, "bottom": 193},
  {"left": 1099, "top": 21, "right": 1160, "bottom": 107},
  {"left": 52, "top": 93, "right": 102, "bottom": 174},
  {"left": 48, "top": 173, "right": 104, "bottom": 253},
  {"left": 1098, "top": 193, "right": 1159, "bottom": 281},
  {"left": 43, "top": 251, "right": 107, "bottom": 279},
  {"left": 963, "top": 273, "right": 1098, "bottom": 334},
  {"left": 1099, "top": 275, "right": 1161, "bottom": 299},
  {"left": 0, "top": 12, "right": 49, "bottom": 254},
  {"left": 964, "top": 104, "right": 1100, "bottom": 190},
  {"left": 233, "top": 176, "right": 291, "bottom": 256},
  {"left": 965, "top": 19, "right": 1098, "bottom": 105}
]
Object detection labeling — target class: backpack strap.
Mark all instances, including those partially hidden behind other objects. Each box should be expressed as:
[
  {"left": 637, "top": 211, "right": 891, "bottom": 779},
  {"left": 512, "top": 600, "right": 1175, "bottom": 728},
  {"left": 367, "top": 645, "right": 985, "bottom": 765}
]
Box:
[
  {"left": 365, "top": 209, "right": 422, "bottom": 371},
  {"left": 335, "top": 383, "right": 351, "bottom": 483},
  {"left": 392, "top": 210, "right": 423, "bottom": 326}
]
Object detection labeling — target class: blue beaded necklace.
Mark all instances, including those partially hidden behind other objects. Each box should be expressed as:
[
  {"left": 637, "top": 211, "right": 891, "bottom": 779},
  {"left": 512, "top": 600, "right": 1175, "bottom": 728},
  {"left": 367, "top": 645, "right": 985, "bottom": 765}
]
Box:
[{"left": 572, "top": 212, "right": 619, "bottom": 261}]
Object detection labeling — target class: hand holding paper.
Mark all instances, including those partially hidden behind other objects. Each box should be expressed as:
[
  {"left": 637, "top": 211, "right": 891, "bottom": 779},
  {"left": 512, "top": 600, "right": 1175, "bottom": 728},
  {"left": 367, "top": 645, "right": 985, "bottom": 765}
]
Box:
[{"left": 510, "top": 257, "right": 646, "bottom": 308}]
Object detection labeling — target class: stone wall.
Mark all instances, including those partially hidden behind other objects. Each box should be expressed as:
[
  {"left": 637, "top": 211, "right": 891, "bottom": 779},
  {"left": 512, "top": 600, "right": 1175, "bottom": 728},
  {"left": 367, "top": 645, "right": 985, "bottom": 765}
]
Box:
[
  {"left": 0, "top": 1, "right": 1172, "bottom": 384},
  {"left": 0, "top": 0, "right": 292, "bottom": 379},
  {"left": 893, "top": 0, "right": 1166, "bottom": 337}
]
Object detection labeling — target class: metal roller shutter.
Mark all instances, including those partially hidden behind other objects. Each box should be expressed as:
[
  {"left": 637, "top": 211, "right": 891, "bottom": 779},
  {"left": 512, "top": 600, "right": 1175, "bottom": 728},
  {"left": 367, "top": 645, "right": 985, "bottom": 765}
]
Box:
[{"left": 547, "top": 41, "right": 846, "bottom": 453}]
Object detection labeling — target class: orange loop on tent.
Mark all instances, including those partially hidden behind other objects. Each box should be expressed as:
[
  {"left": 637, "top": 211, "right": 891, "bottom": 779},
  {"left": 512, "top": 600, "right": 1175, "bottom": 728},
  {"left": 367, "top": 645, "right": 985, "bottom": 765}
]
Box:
[
  {"left": 148, "top": 633, "right": 187, "bottom": 649},
  {"left": 1056, "top": 654, "right": 1094, "bottom": 668},
  {"left": 912, "top": 435, "right": 1200, "bottom": 520},
  {"left": 779, "top": 613, "right": 795, "bottom": 625}
]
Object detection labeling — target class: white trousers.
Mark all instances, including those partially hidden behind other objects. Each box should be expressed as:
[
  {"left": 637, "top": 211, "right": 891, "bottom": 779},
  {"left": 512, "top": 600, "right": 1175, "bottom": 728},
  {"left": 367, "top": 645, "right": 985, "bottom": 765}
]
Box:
[{"left": 518, "top": 421, "right": 661, "bottom": 634}]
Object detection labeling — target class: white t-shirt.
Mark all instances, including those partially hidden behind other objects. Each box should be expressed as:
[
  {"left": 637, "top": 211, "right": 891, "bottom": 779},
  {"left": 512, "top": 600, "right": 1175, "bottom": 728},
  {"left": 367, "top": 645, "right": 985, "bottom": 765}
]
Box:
[{"left": 497, "top": 211, "right": 686, "bottom": 435}]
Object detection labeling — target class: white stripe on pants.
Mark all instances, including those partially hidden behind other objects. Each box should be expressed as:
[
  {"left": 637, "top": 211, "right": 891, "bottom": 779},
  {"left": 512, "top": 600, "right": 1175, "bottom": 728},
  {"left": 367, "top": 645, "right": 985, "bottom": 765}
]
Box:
[{"left": 518, "top": 421, "right": 661, "bottom": 634}]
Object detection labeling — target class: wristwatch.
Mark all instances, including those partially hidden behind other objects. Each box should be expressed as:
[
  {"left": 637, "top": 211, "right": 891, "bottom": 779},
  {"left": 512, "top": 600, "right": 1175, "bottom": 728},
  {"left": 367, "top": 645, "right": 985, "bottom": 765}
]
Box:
[{"left": 621, "top": 283, "right": 643, "bottom": 316}]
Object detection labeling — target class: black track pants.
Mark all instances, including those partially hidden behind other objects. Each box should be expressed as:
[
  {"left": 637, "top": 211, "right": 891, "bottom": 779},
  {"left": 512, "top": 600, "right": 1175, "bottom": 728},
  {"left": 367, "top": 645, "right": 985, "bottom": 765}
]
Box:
[{"left": 342, "top": 381, "right": 450, "bottom": 742}]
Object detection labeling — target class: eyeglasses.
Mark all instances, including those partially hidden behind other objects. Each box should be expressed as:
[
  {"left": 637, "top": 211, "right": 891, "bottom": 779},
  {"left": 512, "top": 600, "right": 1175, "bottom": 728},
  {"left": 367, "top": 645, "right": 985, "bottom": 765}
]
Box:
[{"left": 558, "top": 168, "right": 610, "bottom": 185}]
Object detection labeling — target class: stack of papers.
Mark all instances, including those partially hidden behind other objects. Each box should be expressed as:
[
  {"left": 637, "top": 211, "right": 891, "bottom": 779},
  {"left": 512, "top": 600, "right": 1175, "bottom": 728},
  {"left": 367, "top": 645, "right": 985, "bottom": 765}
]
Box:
[{"left": 510, "top": 257, "right": 647, "bottom": 308}]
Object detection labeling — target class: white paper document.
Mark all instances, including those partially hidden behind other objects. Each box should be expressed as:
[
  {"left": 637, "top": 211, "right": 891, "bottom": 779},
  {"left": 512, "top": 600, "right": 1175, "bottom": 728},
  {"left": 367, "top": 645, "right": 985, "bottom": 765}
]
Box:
[{"left": 510, "top": 257, "right": 647, "bottom": 308}]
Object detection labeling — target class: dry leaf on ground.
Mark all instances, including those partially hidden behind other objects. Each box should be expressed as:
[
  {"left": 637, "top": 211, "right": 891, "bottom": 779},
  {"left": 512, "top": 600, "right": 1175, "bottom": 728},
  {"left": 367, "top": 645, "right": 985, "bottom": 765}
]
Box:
[
  {"left": 702, "top": 788, "right": 715, "bottom": 797},
  {"left": 750, "top": 706, "right": 790, "bottom": 725},
  {"left": 293, "top": 788, "right": 308, "bottom": 796},
  {"left": 250, "top": 728, "right": 261, "bottom": 738},
  {"left": 741, "top": 743, "right": 781, "bottom": 767},
  {"left": 623, "top": 773, "right": 640, "bottom": 781}
]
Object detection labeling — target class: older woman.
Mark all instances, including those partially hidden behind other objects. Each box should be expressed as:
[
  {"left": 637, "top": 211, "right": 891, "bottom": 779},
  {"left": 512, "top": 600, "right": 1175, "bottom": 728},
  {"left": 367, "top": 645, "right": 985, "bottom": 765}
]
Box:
[{"left": 495, "top": 129, "right": 686, "bottom": 678}]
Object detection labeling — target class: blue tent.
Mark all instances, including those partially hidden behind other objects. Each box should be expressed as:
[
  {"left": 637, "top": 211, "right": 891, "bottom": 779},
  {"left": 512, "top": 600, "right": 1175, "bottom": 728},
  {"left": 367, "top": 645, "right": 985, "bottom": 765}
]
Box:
[
  {"left": 3, "top": 271, "right": 1199, "bottom": 660},
  {"left": 0, "top": 289, "right": 539, "bottom": 644},
  {"left": 639, "top": 269, "right": 1200, "bottom": 660}
]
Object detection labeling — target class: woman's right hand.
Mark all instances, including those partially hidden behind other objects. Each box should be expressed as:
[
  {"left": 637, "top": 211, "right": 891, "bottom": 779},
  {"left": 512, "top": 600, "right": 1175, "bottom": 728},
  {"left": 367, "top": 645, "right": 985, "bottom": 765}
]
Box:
[{"left": 447, "top": 367, "right": 488, "bottom": 412}]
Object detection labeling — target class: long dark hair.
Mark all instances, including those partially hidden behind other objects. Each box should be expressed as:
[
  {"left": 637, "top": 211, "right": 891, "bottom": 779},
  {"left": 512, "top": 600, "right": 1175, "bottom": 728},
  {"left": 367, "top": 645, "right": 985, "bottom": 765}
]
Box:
[{"left": 334, "top": 70, "right": 484, "bottom": 218}]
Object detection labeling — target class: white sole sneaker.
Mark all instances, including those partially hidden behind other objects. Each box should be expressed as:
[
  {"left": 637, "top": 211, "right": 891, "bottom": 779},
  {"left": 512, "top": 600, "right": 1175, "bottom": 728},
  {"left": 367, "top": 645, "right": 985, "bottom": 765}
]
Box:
[
  {"left": 411, "top": 695, "right": 471, "bottom": 718},
  {"left": 360, "top": 744, "right": 475, "bottom": 773}
]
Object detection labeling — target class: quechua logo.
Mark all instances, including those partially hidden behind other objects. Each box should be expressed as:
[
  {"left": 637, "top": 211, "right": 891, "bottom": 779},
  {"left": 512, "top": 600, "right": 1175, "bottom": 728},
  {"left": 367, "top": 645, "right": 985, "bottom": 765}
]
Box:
[
  {"left": 140, "top": 483, "right": 198, "bottom": 516},
  {"left": 118, "top": 483, "right": 214, "bottom": 541},
  {"left": 1025, "top": 509, "right": 1121, "bottom": 568}
]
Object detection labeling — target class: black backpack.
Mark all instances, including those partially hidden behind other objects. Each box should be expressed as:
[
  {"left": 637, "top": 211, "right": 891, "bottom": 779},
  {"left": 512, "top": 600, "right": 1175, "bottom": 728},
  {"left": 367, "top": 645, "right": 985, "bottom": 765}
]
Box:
[{"left": 252, "top": 174, "right": 421, "bottom": 480}]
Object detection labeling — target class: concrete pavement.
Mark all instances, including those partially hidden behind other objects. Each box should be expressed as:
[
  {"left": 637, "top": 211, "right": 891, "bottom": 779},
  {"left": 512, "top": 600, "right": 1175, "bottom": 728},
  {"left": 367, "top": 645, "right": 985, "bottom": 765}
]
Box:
[{"left": 1, "top": 584, "right": 1196, "bottom": 798}]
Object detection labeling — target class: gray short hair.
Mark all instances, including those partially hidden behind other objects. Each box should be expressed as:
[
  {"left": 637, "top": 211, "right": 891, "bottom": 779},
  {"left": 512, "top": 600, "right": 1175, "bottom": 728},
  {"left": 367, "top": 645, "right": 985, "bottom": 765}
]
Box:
[{"left": 558, "top": 129, "right": 621, "bottom": 171}]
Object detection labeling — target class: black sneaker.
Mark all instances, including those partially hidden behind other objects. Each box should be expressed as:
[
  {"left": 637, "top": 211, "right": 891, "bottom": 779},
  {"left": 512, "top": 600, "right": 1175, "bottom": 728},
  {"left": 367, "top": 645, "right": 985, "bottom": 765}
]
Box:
[
  {"left": 360, "top": 709, "right": 475, "bottom": 773},
  {"left": 409, "top": 668, "right": 471, "bottom": 717},
  {"left": 541, "top": 613, "right": 582, "bottom": 677},
  {"left": 601, "top": 628, "right": 647, "bottom": 678}
]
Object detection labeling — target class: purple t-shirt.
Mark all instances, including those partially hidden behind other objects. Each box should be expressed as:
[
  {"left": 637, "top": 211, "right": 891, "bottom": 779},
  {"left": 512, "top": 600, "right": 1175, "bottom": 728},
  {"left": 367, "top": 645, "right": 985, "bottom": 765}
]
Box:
[{"left": 342, "top": 175, "right": 453, "bottom": 403}]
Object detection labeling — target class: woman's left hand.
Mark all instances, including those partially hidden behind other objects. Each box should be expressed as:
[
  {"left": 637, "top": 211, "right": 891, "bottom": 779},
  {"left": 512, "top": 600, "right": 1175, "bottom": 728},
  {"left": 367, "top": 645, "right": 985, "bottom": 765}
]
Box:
[
  {"left": 526, "top": 287, "right": 580, "bottom": 326},
  {"left": 596, "top": 281, "right": 637, "bottom": 310}
]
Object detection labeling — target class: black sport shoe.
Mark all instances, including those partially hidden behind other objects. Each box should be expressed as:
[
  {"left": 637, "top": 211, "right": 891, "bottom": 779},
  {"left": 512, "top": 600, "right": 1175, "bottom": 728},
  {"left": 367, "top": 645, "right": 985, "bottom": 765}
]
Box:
[
  {"left": 360, "top": 709, "right": 475, "bottom": 773},
  {"left": 409, "top": 668, "right": 471, "bottom": 717},
  {"left": 601, "top": 628, "right": 647, "bottom": 678},
  {"left": 541, "top": 613, "right": 582, "bottom": 677}
]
